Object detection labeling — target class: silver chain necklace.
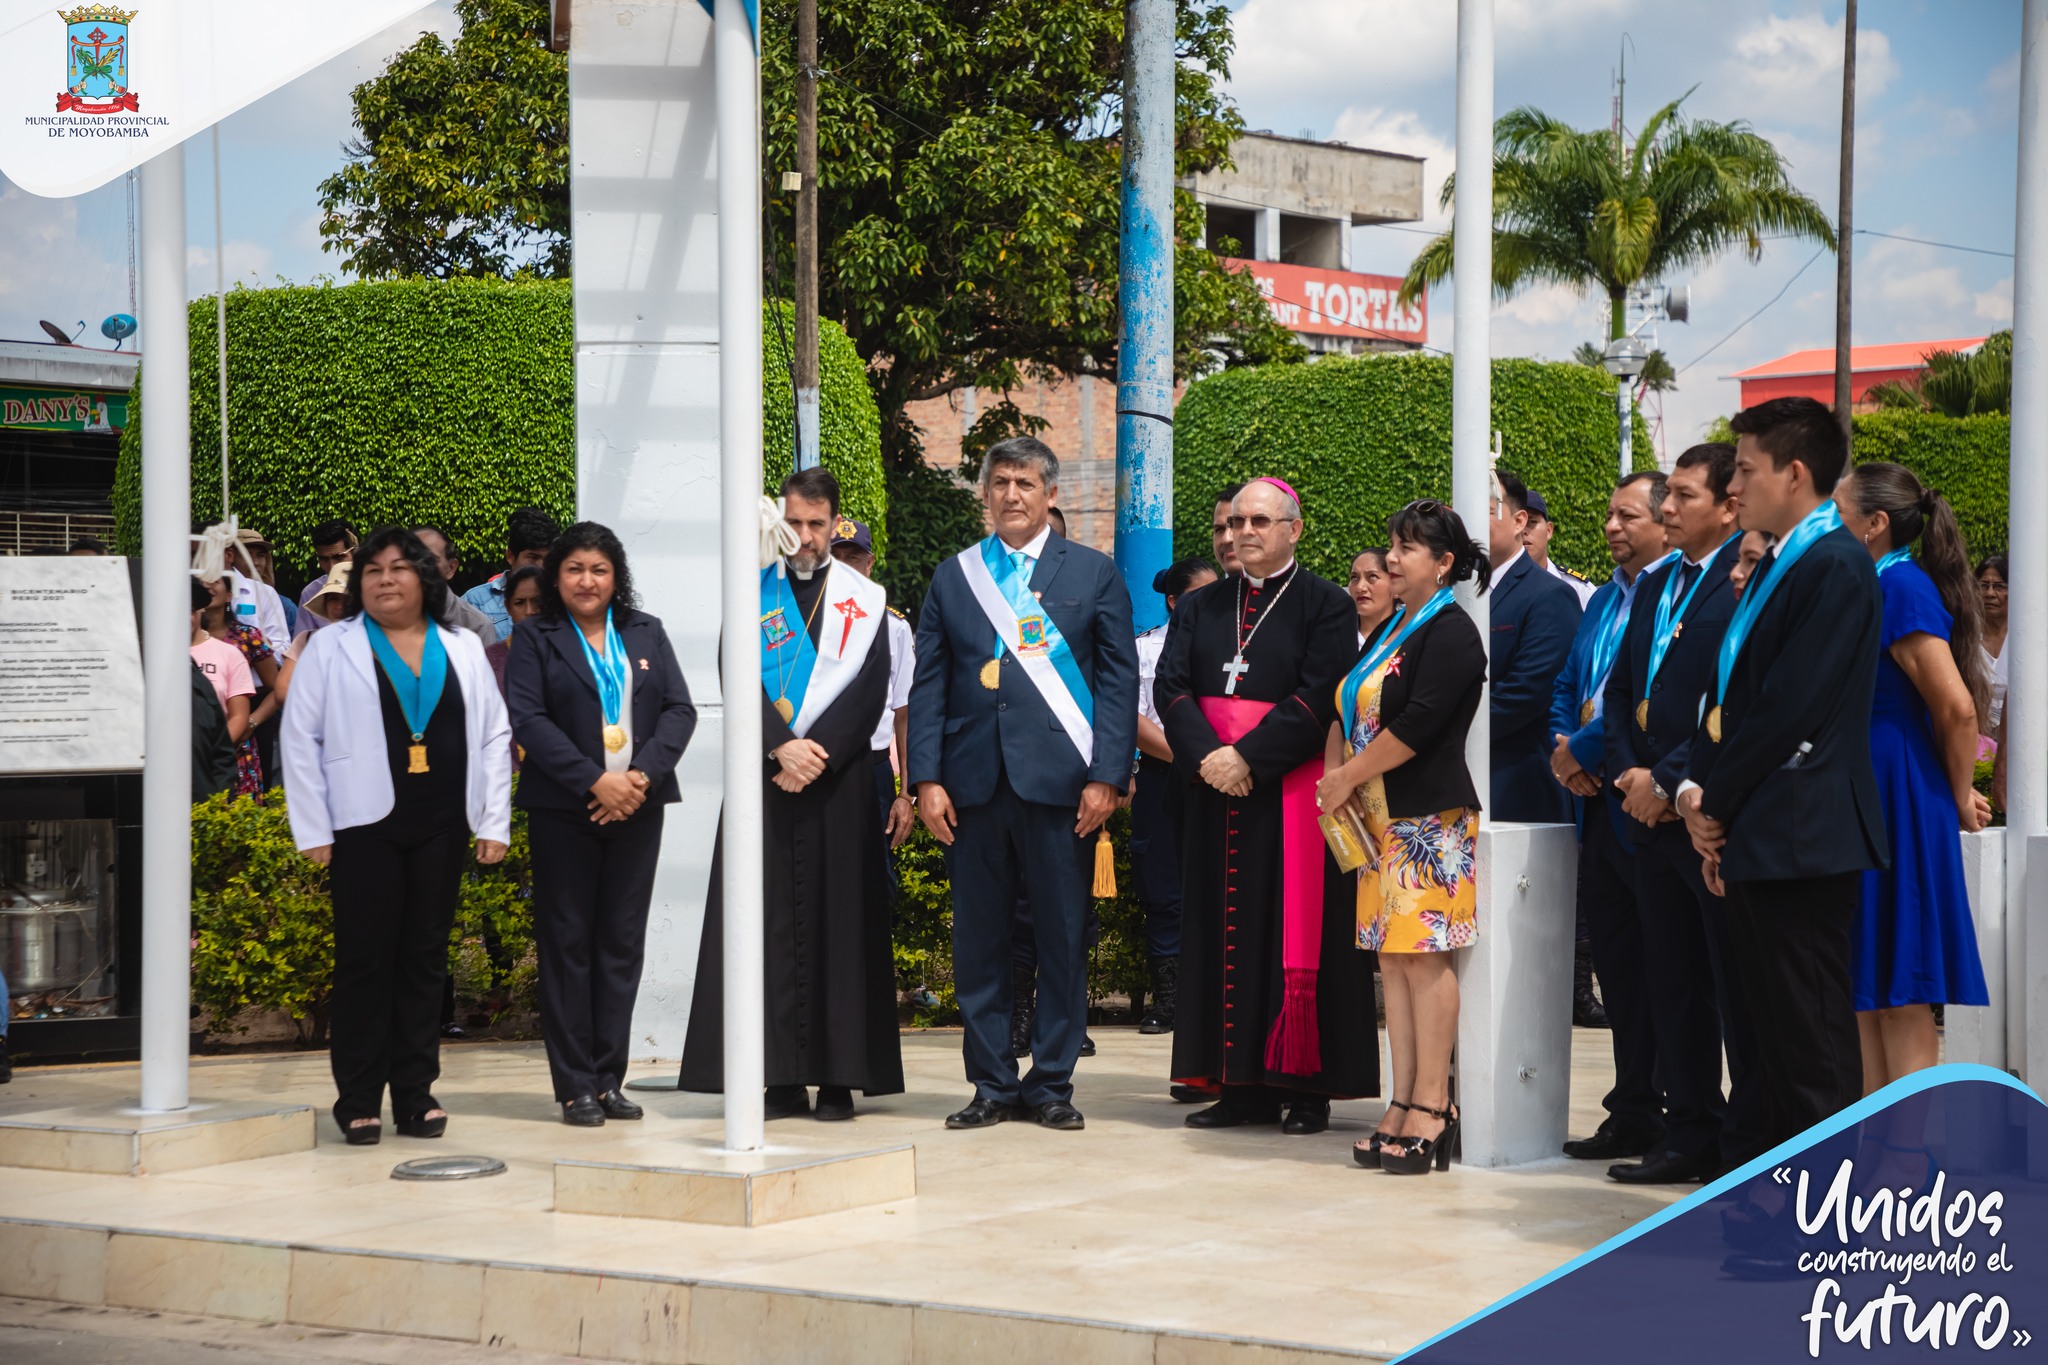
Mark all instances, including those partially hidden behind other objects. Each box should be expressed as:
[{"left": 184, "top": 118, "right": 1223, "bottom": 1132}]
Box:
[{"left": 1222, "top": 566, "right": 1296, "bottom": 695}]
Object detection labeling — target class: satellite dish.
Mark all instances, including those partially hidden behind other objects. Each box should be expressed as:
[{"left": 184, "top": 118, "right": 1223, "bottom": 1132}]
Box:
[
  {"left": 102, "top": 314, "right": 138, "bottom": 350},
  {"left": 38, "top": 319, "right": 76, "bottom": 345},
  {"left": 1662, "top": 286, "right": 1690, "bottom": 325}
]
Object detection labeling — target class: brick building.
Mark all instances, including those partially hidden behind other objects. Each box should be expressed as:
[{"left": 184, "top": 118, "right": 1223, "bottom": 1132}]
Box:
[{"left": 902, "top": 132, "right": 1428, "bottom": 552}]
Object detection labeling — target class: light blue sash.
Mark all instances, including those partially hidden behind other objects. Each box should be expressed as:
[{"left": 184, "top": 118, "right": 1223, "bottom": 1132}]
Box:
[
  {"left": 363, "top": 618, "right": 448, "bottom": 740},
  {"left": 1874, "top": 547, "right": 1913, "bottom": 577},
  {"left": 574, "top": 608, "right": 628, "bottom": 727},
  {"left": 1715, "top": 501, "right": 1843, "bottom": 705},
  {"left": 1338, "top": 587, "right": 1454, "bottom": 743},
  {"left": 759, "top": 565, "right": 819, "bottom": 716},
  {"left": 1643, "top": 537, "right": 1737, "bottom": 697},
  {"left": 979, "top": 536, "right": 1093, "bottom": 726}
]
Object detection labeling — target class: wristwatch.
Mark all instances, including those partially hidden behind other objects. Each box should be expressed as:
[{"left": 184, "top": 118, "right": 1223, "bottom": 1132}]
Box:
[{"left": 1650, "top": 778, "right": 1671, "bottom": 803}]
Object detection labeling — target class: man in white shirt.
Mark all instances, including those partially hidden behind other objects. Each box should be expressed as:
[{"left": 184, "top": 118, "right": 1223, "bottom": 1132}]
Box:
[{"left": 828, "top": 518, "right": 917, "bottom": 856}]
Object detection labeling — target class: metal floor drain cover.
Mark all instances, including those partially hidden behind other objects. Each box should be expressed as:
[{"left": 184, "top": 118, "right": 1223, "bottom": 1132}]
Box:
[
  {"left": 623, "top": 1077, "right": 681, "bottom": 1092},
  {"left": 391, "top": 1155, "right": 507, "bottom": 1181}
]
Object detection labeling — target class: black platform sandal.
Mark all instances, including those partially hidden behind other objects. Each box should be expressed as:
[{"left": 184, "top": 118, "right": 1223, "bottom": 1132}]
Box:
[
  {"left": 1353, "top": 1100, "right": 1411, "bottom": 1168},
  {"left": 1380, "top": 1103, "right": 1459, "bottom": 1175},
  {"left": 341, "top": 1117, "right": 382, "bottom": 1146},
  {"left": 396, "top": 1108, "right": 448, "bottom": 1139}
]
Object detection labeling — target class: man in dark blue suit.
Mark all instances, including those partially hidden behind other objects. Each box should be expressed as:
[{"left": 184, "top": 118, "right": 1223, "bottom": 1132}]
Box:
[
  {"left": 1679, "top": 400, "right": 1886, "bottom": 1177},
  {"left": 1601, "top": 445, "right": 1765, "bottom": 1184},
  {"left": 1546, "top": 470, "right": 1669, "bottom": 1164},
  {"left": 909, "top": 437, "right": 1137, "bottom": 1132},
  {"left": 1487, "top": 471, "right": 1582, "bottom": 823}
]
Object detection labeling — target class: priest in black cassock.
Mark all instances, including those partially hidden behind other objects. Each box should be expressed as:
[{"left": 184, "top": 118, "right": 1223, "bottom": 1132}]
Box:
[
  {"left": 679, "top": 468, "right": 903, "bottom": 1120},
  {"left": 1157, "top": 477, "right": 1379, "bottom": 1134}
]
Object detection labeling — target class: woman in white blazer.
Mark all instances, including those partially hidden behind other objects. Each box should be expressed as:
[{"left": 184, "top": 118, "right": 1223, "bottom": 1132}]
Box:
[{"left": 281, "top": 527, "right": 512, "bottom": 1146}]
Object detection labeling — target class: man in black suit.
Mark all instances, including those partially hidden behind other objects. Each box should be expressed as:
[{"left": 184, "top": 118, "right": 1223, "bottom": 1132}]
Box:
[
  {"left": 1601, "top": 443, "right": 1763, "bottom": 1184},
  {"left": 1487, "top": 471, "right": 1582, "bottom": 823},
  {"left": 909, "top": 437, "right": 1137, "bottom": 1132},
  {"left": 1678, "top": 398, "right": 1886, "bottom": 1157}
]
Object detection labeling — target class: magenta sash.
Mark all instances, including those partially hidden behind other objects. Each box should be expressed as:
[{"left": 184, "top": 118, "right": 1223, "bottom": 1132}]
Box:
[{"left": 1198, "top": 695, "right": 1324, "bottom": 1076}]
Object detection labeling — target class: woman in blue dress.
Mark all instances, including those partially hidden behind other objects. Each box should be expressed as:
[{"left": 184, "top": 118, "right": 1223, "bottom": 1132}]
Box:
[{"left": 1833, "top": 463, "right": 1991, "bottom": 1092}]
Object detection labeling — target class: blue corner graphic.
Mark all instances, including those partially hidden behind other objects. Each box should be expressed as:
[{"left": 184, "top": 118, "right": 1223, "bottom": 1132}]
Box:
[{"left": 1397, "top": 1065, "right": 2047, "bottom": 1362}]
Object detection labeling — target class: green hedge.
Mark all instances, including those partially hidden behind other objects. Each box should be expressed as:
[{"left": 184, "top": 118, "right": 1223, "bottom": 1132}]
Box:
[
  {"left": 1171, "top": 354, "right": 1657, "bottom": 581},
  {"left": 116, "top": 282, "right": 887, "bottom": 582},
  {"left": 1852, "top": 410, "right": 2010, "bottom": 558},
  {"left": 763, "top": 301, "right": 887, "bottom": 565},
  {"left": 189, "top": 790, "right": 535, "bottom": 1045}
]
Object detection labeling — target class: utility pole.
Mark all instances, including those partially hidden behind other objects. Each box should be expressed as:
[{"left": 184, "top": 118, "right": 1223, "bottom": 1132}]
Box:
[
  {"left": 793, "top": 0, "right": 821, "bottom": 470},
  {"left": 1114, "top": 0, "right": 1173, "bottom": 631},
  {"left": 1834, "top": 0, "right": 1857, "bottom": 443}
]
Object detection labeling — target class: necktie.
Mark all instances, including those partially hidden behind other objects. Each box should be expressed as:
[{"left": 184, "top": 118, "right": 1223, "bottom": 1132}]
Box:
[
  {"left": 1012, "top": 550, "right": 1031, "bottom": 576},
  {"left": 1680, "top": 561, "right": 1701, "bottom": 594}
]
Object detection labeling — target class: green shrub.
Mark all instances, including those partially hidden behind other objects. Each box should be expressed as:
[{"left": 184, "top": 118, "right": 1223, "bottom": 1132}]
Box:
[
  {"left": 763, "top": 301, "right": 887, "bottom": 565},
  {"left": 1171, "top": 354, "right": 1657, "bottom": 581},
  {"left": 189, "top": 790, "right": 535, "bottom": 1044},
  {"left": 1852, "top": 410, "right": 2009, "bottom": 558},
  {"left": 875, "top": 457, "right": 985, "bottom": 622},
  {"left": 115, "top": 283, "right": 888, "bottom": 584}
]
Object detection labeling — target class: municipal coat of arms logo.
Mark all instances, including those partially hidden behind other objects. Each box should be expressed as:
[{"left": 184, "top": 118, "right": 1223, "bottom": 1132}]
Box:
[{"left": 58, "top": 6, "right": 140, "bottom": 114}]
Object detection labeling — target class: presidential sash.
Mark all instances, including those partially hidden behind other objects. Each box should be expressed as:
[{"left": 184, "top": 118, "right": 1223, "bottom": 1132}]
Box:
[
  {"left": 759, "top": 560, "right": 887, "bottom": 739},
  {"left": 1711, "top": 500, "right": 1844, "bottom": 739},
  {"left": 957, "top": 536, "right": 1095, "bottom": 765}
]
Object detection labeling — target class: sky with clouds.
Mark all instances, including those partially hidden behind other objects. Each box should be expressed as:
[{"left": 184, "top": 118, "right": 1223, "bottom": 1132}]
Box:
[{"left": 0, "top": 0, "right": 2023, "bottom": 457}]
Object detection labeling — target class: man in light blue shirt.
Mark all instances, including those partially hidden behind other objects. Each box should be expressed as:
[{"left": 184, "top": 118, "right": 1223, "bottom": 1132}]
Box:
[{"left": 462, "top": 507, "right": 559, "bottom": 640}]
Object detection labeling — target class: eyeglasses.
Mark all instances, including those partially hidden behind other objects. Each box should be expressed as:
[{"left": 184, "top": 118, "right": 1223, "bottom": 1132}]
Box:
[
  {"left": 1225, "top": 515, "right": 1297, "bottom": 531},
  {"left": 1980, "top": 580, "right": 2009, "bottom": 593}
]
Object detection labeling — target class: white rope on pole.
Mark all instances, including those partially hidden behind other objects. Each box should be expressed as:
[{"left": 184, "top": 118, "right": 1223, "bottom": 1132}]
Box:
[{"left": 212, "top": 126, "right": 230, "bottom": 519}]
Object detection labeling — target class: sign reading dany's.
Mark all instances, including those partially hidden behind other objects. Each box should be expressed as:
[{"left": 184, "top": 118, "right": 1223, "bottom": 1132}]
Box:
[
  {"left": 0, "top": 556, "right": 144, "bottom": 775},
  {"left": 1, "top": 386, "right": 126, "bottom": 433}
]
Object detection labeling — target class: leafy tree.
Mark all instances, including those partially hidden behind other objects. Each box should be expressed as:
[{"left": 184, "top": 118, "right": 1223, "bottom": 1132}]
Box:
[
  {"left": 758, "top": 0, "right": 1301, "bottom": 470},
  {"left": 1866, "top": 331, "right": 2012, "bottom": 417},
  {"left": 1400, "top": 95, "right": 1836, "bottom": 340},
  {"left": 316, "top": 0, "right": 569, "bottom": 280}
]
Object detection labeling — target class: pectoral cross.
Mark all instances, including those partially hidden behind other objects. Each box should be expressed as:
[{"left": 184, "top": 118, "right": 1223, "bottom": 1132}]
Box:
[{"left": 1221, "top": 653, "right": 1250, "bottom": 696}]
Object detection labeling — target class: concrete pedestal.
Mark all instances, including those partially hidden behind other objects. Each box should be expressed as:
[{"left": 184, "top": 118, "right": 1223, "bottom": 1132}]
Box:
[
  {"left": 1458, "top": 822, "right": 1577, "bottom": 1167},
  {"left": 0, "top": 1100, "right": 313, "bottom": 1176},
  {"left": 1947, "top": 829, "right": 2008, "bottom": 1070},
  {"left": 556, "top": 1145, "right": 915, "bottom": 1226}
]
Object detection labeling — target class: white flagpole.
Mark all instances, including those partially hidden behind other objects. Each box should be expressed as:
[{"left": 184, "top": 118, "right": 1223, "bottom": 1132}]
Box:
[{"left": 715, "top": 0, "right": 767, "bottom": 1154}]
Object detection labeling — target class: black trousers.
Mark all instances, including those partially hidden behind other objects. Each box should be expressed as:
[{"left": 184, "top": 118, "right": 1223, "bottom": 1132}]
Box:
[
  {"left": 328, "top": 815, "right": 469, "bottom": 1123},
  {"left": 530, "top": 805, "right": 666, "bottom": 1102},
  {"left": 1633, "top": 823, "right": 1739, "bottom": 1156},
  {"left": 1721, "top": 872, "right": 1864, "bottom": 1151},
  {"left": 1579, "top": 803, "right": 1662, "bottom": 1139},
  {"left": 1128, "top": 754, "right": 1185, "bottom": 959},
  {"left": 871, "top": 750, "right": 900, "bottom": 904},
  {"left": 947, "top": 774, "right": 1091, "bottom": 1107}
]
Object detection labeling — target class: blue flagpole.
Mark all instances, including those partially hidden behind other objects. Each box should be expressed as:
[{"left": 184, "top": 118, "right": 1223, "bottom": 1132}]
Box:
[{"left": 1114, "top": 0, "right": 1174, "bottom": 632}]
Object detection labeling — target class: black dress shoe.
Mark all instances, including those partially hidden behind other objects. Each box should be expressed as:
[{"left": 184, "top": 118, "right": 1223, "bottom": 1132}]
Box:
[
  {"left": 1025, "top": 1100, "right": 1085, "bottom": 1131},
  {"left": 1170, "top": 1082, "right": 1219, "bottom": 1104},
  {"left": 1079, "top": 1035, "right": 1097, "bottom": 1057},
  {"left": 1185, "top": 1096, "right": 1282, "bottom": 1129},
  {"left": 945, "top": 1097, "right": 1017, "bottom": 1129},
  {"left": 598, "top": 1089, "right": 644, "bottom": 1121},
  {"left": 1562, "top": 1121, "right": 1661, "bottom": 1161},
  {"left": 1609, "top": 1147, "right": 1718, "bottom": 1184},
  {"left": 562, "top": 1095, "right": 606, "bottom": 1127},
  {"left": 814, "top": 1086, "right": 855, "bottom": 1122},
  {"left": 1281, "top": 1099, "right": 1330, "bottom": 1134},
  {"left": 764, "top": 1084, "right": 810, "bottom": 1120}
]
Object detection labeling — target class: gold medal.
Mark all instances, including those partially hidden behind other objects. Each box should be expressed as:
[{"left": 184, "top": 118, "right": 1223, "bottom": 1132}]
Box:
[
  {"left": 773, "top": 696, "right": 795, "bottom": 724},
  {"left": 1635, "top": 700, "right": 1649, "bottom": 731},
  {"left": 407, "top": 740, "right": 429, "bottom": 774},
  {"left": 603, "top": 723, "right": 627, "bottom": 753},
  {"left": 979, "top": 658, "right": 1001, "bottom": 690},
  {"left": 1579, "top": 699, "right": 1595, "bottom": 725},
  {"left": 1706, "top": 705, "right": 1723, "bottom": 743}
]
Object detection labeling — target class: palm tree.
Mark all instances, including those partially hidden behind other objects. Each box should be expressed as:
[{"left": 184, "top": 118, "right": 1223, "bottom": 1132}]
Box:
[
  {"left": 1399, "top": 94, "right": 1837, "bottom": 340},
  {"left": 1865, "top": 331, "right": 2012, "bottom": 417}
]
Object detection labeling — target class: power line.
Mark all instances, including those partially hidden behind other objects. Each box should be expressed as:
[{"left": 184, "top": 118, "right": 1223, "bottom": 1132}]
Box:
[
  {"left": 1853, "top": 228, "right": 2012, "bottom": 259},
  {"left": 1675, "top": 246, "right": 1828, "bottom": 376}
]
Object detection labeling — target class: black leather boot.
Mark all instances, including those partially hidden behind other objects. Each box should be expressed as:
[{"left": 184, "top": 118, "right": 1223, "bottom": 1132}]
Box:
[
  {"left": 1572, "top": 945, "right": 1609, "bottom": 1029},
  {"left": 1139, "top": 956, "right": 1178, "bottom": 1035},
  {"left": 1009, "top": 963, "right": 1036, "bottom": 1058}
]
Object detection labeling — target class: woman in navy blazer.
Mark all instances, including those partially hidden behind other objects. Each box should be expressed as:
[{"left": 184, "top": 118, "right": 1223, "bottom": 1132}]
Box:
[{"left": 504, "top": 523, "right": 696, "bottom": 1125}]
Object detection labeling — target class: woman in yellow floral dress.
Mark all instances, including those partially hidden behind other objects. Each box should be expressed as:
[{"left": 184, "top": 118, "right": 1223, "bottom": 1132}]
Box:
[{"left": 1317, "top": 500, "right": 1488, "bottom": 1175}]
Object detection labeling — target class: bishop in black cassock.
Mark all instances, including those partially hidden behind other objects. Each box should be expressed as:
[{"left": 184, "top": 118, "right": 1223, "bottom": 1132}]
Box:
[
  {"left": 1156, "top": 479, "right": 1378, "bottom": 1133},
  {"left": 680, "top": 536, "right": 903, "bottom": 1118}
]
